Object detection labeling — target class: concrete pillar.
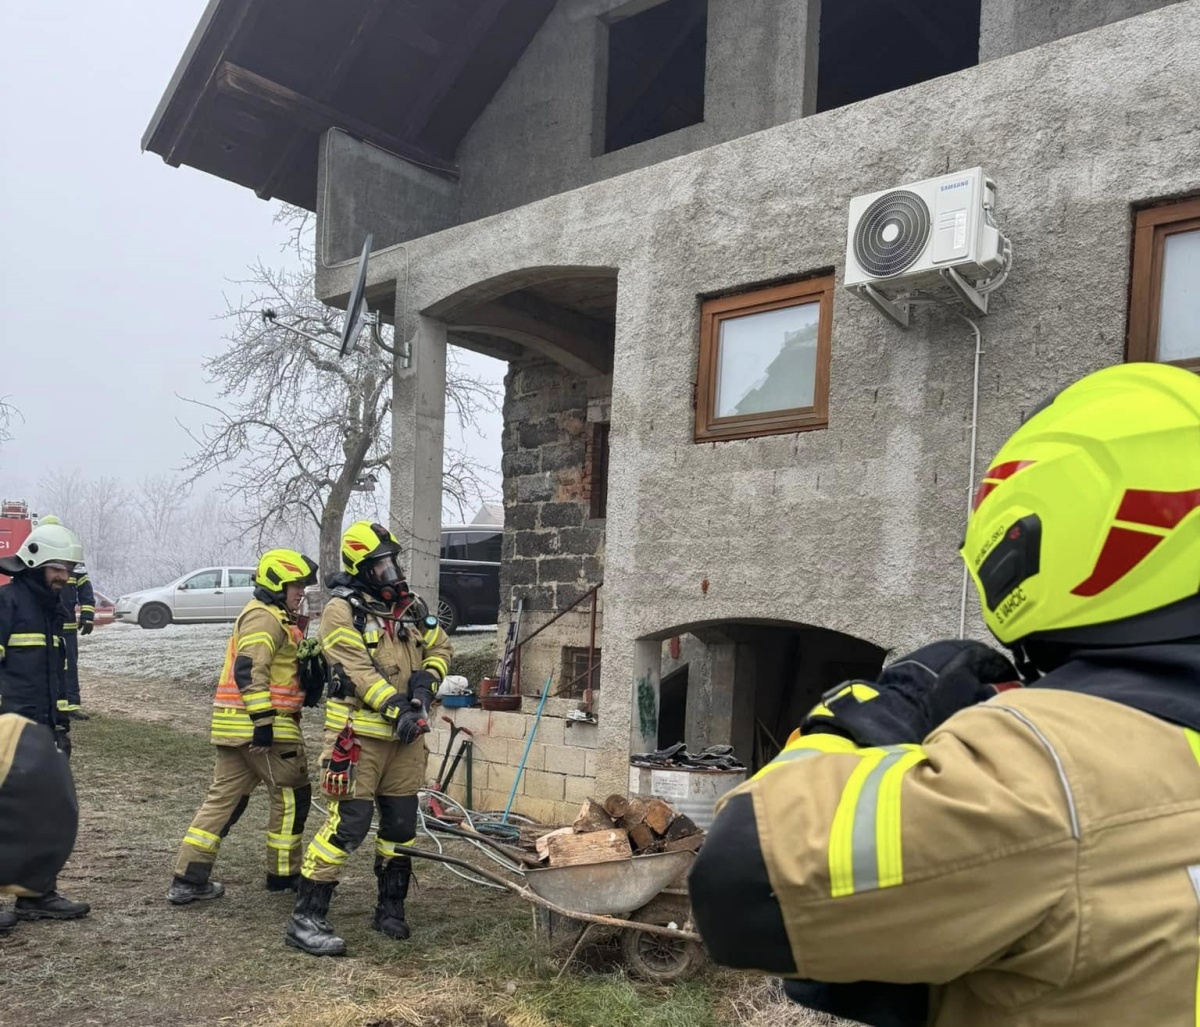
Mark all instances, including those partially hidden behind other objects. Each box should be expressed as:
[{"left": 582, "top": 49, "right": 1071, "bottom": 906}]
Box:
[
  {"left": 708, "top": 642, "right": 736, "bottom": 748},
  {"left": 732, "top": 642, "right": 759, "bottom": 769},
  {"left": 630, "top": 639, "right": 662, "bottom": 754},
  {"left": 391, "top": 311, "right": 446, "bottom": 606}
]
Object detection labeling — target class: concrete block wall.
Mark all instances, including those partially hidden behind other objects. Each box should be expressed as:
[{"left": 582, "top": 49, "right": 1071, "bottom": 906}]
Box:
[{"left": 426, "top": 698, "right": 603, "bottom": 824}]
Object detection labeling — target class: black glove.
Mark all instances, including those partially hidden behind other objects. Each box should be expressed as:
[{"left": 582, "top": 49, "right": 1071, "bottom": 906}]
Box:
[
  {"left": 55, "top": 729, "right": 72, "bottom": 759},
  {"left": 802, "top": 640, "right": 1021, "bottom": 748},
  {"left": 385, "top": 697, "right": 430, "bottom": 745},
  {"left": 250, "top": 722, "right": 274, "bottom": 749},
  {"left": 79, "top": 619, "right": 94, "bottom": 636},
  {"left": 407, "top": 669, "right": 438, "bottom": 706}
]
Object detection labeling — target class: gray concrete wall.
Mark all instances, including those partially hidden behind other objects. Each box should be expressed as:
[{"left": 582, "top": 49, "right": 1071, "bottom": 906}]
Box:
[
  {"left": 317, "top": 3, "right": 1200, "bottom": 799},
  {"left": 454, "top": 0, "right": 812, "bottom": 224},
  {"left": 979, "top": 0, "right": 1186, "bottom": 60}
]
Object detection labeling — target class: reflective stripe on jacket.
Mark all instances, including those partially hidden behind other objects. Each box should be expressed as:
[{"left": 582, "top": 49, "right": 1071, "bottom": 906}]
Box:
[
  {"left": 318, "top": 593, "right": 452, "bottom": 741},
  {"left": 692, "top": 683, "right": 1200, "bottom": 1026},
  {"left": 0, "top": 575, "right": 67, "bottom": 729},
  {"left": 210, "top": 600, "right": 303, "bottom": 746}
]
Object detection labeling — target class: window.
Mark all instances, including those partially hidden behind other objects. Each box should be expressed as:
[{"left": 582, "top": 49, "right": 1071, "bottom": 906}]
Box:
[
  {"left": 227, "top": 569, "right": 255, "bottom": 588},
  {"left": 180, "top": 570, "right": 221, "bottom": 590},
  {"left": 465, "top": 530, "right": 502, "bottom": 563},
  {"left": 816, "top": 0, "right": 981, "bottom": 114},
  {"left": 602, "top": 0, "right": 707, "bottom": 153},
  {"left": 587, "top": 422, "right": 611, "bottom": 519},
  {"left": 441, "top": 532, "right": 469, "bottom": 561},
  {"left": 1127, "top": 197, "right": 1200, "bottom": 371},
  {"left": 695, "top": 275, "right": 834, "bottom": 442},
  {"left": 561, "top": 646, "right": 602, "bottom": 698}
]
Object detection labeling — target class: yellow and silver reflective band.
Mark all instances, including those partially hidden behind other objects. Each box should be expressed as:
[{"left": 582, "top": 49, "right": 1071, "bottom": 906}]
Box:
[
  {"left": 238, "top": 631, "right": 277, "bottom": 655},
  {"left": 807, "top": 682, "right": 880, "bottom": 719},
  {"left": 423, "top": 655, "right": 449, "bottom": 681},
  {"left": 325, "top": 702, "right": 351, "bottom": 732},
  {"left": 211, "top": 706, "right": 254, "bottom": 740},
  {"left": 8, "top": 633, "right": 47, "bottom": 647},
  {"left": 828, "top": 744, "right": 926, "bottom": 898},
  {"left": 76, "top": 574, "right": 89, "bottom": 586},
  {"left": 242, "top": 689, "right": 274, "bottom": 716},
  {"left": 322, "top": 627, "right": 366, "bottom": 651},
  {"left": 363, "top": 629, "right": 381, "bottom": 648},
  {"left": 302, "top": 802, "right": 345, "bottom": 876},
  {"left": 751, "top": 732, "right": 861, "bottom": 781},
  {"left": 269, "top": 787, "right": 301, "bottom": 875},
  {"left": 422, "top": 626, "right": 440, "bottom": 649},
  {"left": 184, "top": 826, "right": 222, "bottom": 854},
  {"left": 80, "top": 604, "right": 95, "bottom": 614},
  {"left": 1186, "top": 728, "right": 1200, "bottom": 767},
  {"left": 363, "top": 680, "right": 397, "bottom": 710},
  {"left": 57, "top": 700, "right": 81, "bottom": 712},
  {"left": 0, "top": 642, "right": 5, "bottom": 659},
  {"left": 62, "top": 621, "right": 78, "bottom": 631},
  {"left": 272, "top": 716, "right": 303, "bottom": 741},
  {"left": 376, "top": 837, "right": 416, "bottom": 859}
]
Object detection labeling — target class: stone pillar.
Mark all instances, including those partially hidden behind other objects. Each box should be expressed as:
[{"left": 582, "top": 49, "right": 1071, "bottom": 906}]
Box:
[
  {"left": 630, "top": 639, "right": 662, "bottom": 755},
  {"left": 391, "top": 311, "right": 446, "bottom": 605}
]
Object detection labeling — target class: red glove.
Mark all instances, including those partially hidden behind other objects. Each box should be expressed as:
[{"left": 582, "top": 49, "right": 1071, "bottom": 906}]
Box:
[{"left": 322, "top": 724, "right": 360, "bottom": 798}]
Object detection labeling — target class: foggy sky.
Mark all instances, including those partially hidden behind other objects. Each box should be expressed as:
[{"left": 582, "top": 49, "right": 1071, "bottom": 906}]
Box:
[{"left": 0, "top": 0, "right": 503, "bottom": 508}]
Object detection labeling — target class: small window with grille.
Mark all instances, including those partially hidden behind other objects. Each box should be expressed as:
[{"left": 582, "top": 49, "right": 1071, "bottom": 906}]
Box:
[{"left": 561, "top": 646, "right": 602, "bottom": 698}]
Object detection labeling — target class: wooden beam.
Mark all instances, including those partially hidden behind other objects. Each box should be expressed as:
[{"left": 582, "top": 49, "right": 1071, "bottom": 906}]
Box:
[
  {"left": 399, "top": 0, "right": 509, "bottom": 140},
  {"left": 215, "top": 62, "right": 460, "bottom": 180},
  {"left": 257, "top": 0, "right": 392, "bottom": 200}
]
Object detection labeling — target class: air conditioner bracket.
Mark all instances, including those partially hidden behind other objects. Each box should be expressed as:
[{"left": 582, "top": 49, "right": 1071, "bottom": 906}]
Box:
[
  {"left": 854, "top": 284, "right": 912, "bottom": 329},
  {"left": 938, "top": 266, "right": 990, "bottom": 316}
]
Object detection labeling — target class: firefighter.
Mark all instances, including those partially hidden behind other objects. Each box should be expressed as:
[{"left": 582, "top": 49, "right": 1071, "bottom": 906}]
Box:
[
  {"left": 0, "top": 713, "right": 80, "bottom": 934},
  {"left": 0, "top": 520, "right": 90, "bottom": 922},
  {"left": 167, "top": 549, "right": 322, "bottom": 904},
  {"left": 39, "top": 516, "right": 95, "bottom": 721},
  {"left": 689, "top": 362, "right": 1200, "bottom": 1027},
  {"left": 286, "top": 521, "right": 452, "bottom": 957}
]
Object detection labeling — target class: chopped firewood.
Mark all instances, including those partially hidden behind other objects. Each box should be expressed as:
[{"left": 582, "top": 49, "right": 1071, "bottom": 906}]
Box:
[
  {"left": 547, "top": 829, "right": 632, "bottom": 867},
  {"left": 643, "top": 798, "right": 677, "bottom": 836},
  {"left": 628, "top": 823, "right": 657, "bottom": 852},
  {"left": 664, "top": 833, "right": 704, "bottom": 853},
  {"left": 620, "top": 796, "right": 649, "bottom": 830},
  {"left": 664, "top": 813, "right": 699, "bottom": 842},
  {"left": 572, "top": 798, "right": 616, "bottom": 834},
  {"left": 602, "top": 793, "right": 630, "bottom": 820},
  {"left": 535, "top": 826, "right": 575, "bottom": 861}
]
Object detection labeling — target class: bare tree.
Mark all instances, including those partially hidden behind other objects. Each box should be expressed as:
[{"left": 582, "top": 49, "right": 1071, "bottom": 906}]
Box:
[
  {"left": 38, "top": 470, "right": 132, "bottom": 594},
  {"left": 0, "top": 396, "right": 19, "bottom": 452},
  {"left": 181, "top": 207, "right": 499, "bottom": 586}
]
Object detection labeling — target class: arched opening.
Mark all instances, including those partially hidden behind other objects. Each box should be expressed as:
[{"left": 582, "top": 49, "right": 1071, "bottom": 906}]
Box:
[{"left": 634, "top": 619, "right": 887, "bottom": 772}]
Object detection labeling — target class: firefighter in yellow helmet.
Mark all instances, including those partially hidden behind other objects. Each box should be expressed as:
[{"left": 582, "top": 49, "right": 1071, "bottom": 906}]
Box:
[
  {"left": 690, "top": 363, "right": 1200, "bottom": 1027},
  {"left": 167, "top": 549, "right": 321, "bottom": 904},
  {"left": 286, "top": 521, "right": 452, "bottom": 957}
]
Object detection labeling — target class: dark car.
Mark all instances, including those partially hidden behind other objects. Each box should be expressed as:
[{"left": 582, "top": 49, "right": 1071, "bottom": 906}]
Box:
[{"left": 437, "top": 525, "right": 501, "bottom": 633}]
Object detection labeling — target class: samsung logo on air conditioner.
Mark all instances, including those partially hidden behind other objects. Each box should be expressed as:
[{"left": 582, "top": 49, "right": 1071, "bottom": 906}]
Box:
[{"left": 940, "top": 179, "right": 970, "bottom": 192}]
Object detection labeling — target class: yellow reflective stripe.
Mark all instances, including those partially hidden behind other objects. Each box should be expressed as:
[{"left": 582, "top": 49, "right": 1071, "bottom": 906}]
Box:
[
  {"left": 751, "top": 732, "right": 860, "bottom": 781},
  {"left": 9, "top": 633, "right": 46, "bottom": 647},
  {"left": 423, "top": 655, "right": 449, "bottom": 680},
  {"left": 809, "top": 683, "right": 880, "bottom": 718},
  {"left": 375, "top": 837, "right": 417, "bottom": 858},
  {"left": 62, "top": 622, "right": 78, "bottom": 630},
  {"left": 272, "top": 718, "right": 303, "bottom": 741},
  {"left": 363, "top": 680, "right": 397, "bottom": 709},
  {"left": 1186, "top": 728, "right": 1200, "bottom": 767},
  {"left": 76, "top": 575, "right": 90, "bottom": 585},
  {"left": 322, "top": 628, "right": 366, "bottom": 651},
  {"left": 307, "top": 835, "right": 349, "bottom": 865},
  {"left": 185, "top": 828, "right": 221, "bottom": 853},
  {"left": 324, "top": 704, "right": 350, "bottom": 731},
  {"left": 238, "top": 631, "right": 277, "bottom": 654},
  {"left": 57, "top": 699, "right": 70, "bottom": 711},
  {"left": 80, "top": 605, "right": 95, "bottom": 613},
  {"left": 363, "top": 629, "right": 381, "bottom": 646},
  {"left": 267, "top": 833, "right": 301, "bottom": 849},
  {"left": 242, "top": 690, "right": 273, "bottom": 714},
  {"left": 422, "top": 628, "right": 439, "bottom": 649},
  {"left": 828, "top": 744, "right": 924, "bottom": 898},
  {"left": 0, "top": 644, "right": 5, "bottom": 659}
]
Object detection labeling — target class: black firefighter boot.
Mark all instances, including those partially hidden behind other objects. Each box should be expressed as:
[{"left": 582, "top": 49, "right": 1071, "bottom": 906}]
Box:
[
  {"left": 285, "top": 877, "right": 346, "bottom": 957},
  {"left": 371, "top": 857, "right": 413, "bottom": 940},
  {"left": 167, "top": 863, "right": 226, "bottom": 905},
  {"left": 14, "top": 891, "right": 90, "bottom": 920},
  {"left": 265, "top": 873, "right": 299, "bottom": 893}
]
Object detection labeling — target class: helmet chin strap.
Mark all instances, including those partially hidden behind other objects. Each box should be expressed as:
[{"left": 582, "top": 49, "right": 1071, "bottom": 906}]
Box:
[{"left": 1008, "top": 642, "right": 1043, "bottom": 684}]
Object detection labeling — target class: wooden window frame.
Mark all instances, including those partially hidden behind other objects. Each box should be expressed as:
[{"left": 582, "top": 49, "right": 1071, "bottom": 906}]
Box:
[
  {"left": 695, "top": 274, "right": 834, "bottom": 442},
  {"left": 1127, "top": 196, "right": 1200, "bottom": 372}
]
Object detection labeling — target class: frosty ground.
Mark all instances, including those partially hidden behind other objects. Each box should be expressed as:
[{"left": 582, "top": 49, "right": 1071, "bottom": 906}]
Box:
[{"left": 0, "top": 622, "right": 854, "bottom": 1027}]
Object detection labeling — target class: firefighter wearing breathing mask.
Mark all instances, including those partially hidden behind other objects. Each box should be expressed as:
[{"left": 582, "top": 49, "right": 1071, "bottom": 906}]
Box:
[
  {"left": 286, "top": 521, "right": 452, "bottom": 957},
  {"left": 690, "top": 362, "right": 1200, "bottom": 1026}
]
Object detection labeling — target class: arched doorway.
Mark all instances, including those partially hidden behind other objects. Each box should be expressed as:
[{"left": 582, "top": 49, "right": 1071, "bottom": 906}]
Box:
[{"left": 633, "top": 620, "right": 886, "bottom": 772}]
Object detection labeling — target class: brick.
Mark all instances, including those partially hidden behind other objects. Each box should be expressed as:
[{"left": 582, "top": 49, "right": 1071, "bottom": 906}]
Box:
[
  {"left": 450, "top": 708, "right": 490, "bottom": 735},
  {"left": 501, "top": 450, "right": 541, "bottom": 477},
  {"left": 585, "top": 750, "right": 600, "bottom": 779},
  {"left": 520, "top": 585, "right": 556, "bottom": 612},
  {"left": 564, "top": 775, "right": 596, "bottom": 805},
  {"left": 558, "top": 526, "right": 605, "bottom": 556},
  {"left": 533, "top": 716, "right": 565, "bottom": 747},
  {"left": 538, "top": 556, "right": 587, "bottom": 584},
  {"left": 540, "top": 441, "right": 586, "bottom": 473},
  {"left": 489, "top": 763, "right": 522, "bottom": 795},
  {"left": 523, "top": 770, "right": 566, "bottom": 802},
  {"left": 516, "top": 531, "right": 559, "bottom": 558},
  {"left": 539, "top": 503, "right": 584, "bottom": 528},
  {"left": 503, "top": 557, "right": 539, "bottom": 587},
  {"left": 505, "top": 504, "right": 540, "bottom": 531},
  {"left": 566, "top": 722, "right": 601, "bottom": 749},
  {"left": 489, "top": 711, "right": 528, "bottom": 739},
  {"left": 518, "top": 419, "right": 566, "bottom": 450},
  {"left": 515, "top": 796, "right": 567, "bottom": 826},
  {"left": 543, "top": 743, "right": 588, "bottom": 776},
  {"left": 509, "top": 739, "right": 545, "bottom": 771},
  {"left": 464, "top": 734, "right": 507, "bottom": 765},
  {"left": 517, "top": 472, "right": 556, "bottom": 504}
]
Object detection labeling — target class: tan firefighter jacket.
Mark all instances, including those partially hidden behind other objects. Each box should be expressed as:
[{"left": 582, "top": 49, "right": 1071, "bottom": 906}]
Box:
[
  {"left": 703, "top": 688, "right": 1200, "bottom": 1026},
  {"left": 318, "top": 591, "right": 452, "bottom": 741},
  {"left": 210, "top": 599, "right": 304, "bottom": 747}
]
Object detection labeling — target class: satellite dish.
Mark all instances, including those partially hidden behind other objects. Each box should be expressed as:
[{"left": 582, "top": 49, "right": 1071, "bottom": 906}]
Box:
[{"left": 340, "top": 232, "right": 374, "bottom": 357}]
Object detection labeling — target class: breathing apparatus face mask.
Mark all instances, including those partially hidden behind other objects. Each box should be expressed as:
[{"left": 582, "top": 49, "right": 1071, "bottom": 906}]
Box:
[{"left": 365, "top": 554, "right": 407, "bottom": 604}]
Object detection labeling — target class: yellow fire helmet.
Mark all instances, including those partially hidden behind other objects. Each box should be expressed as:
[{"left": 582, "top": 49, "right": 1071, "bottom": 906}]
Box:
[
  {"left": 340, "top": 521, "right": 401, "bottom": 576},
  {"left": 962, "top": 362, "right": 1200, "bottom": 654},
  {"left": 254, "top": 549, "right": 318, "bottom": 599}
]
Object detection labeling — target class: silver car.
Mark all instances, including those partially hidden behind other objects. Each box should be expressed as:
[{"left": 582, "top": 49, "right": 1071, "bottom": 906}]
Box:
[{"left": 114, "top": 567, "right": 258, "bottom": 629}]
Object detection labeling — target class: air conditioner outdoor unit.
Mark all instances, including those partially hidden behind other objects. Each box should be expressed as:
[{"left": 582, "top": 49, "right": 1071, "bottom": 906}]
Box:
[{"left": 845, "top": 167, "right": 1011, "bottom": 327}]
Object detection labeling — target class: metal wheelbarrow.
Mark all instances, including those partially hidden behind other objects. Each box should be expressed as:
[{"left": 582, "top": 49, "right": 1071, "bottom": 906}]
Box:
[{"left": 404, "top": 844, "right": 706, "bottom": 982}]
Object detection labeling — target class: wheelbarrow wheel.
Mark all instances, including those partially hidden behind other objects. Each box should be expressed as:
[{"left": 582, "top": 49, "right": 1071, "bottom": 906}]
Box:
[{"left": 620, "top": 919, "right": 705, "bottom": 984}]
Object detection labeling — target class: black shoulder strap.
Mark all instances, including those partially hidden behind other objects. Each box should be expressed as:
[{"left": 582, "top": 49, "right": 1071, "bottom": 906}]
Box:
[{"left": 329, "top": 587, "right": 369, "bottom": 636}]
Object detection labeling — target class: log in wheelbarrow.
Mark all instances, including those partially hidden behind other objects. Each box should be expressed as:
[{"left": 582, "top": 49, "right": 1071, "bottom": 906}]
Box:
[{"left": 404, "top": 844, "right": 706, "bottom": 983}]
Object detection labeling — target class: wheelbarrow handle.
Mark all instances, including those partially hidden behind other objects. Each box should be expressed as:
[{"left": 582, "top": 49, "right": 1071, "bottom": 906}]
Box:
[{"left": 403, "top": 846, "right": 702, "bottom": 943}]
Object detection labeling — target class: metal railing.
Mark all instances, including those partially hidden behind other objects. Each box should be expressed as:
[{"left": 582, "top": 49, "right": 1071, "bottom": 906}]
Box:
[{"left": 514, "top": 582, "right": 602, "bottom": 714}]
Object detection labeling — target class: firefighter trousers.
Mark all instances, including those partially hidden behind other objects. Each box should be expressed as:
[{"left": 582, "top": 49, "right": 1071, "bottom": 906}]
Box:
[
  {"left": 62, "top": 628, "right": 80, "bottom": 709},
  {"left": 301, "top": 734, "right": 425, "bottom": 883},
  {"left": 174, "top": 741, "right": 311, "bottom": 883}
]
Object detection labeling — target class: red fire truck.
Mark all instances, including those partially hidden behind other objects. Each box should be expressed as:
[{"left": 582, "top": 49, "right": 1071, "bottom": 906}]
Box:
[{"left": 0, "top": 499, "right": 34, "bottom": 585}]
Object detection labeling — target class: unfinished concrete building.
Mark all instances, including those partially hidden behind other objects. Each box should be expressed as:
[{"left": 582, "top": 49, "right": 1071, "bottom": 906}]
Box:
[{"left": 146, "top": 0, "right": 1200, "bottom": 821}]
